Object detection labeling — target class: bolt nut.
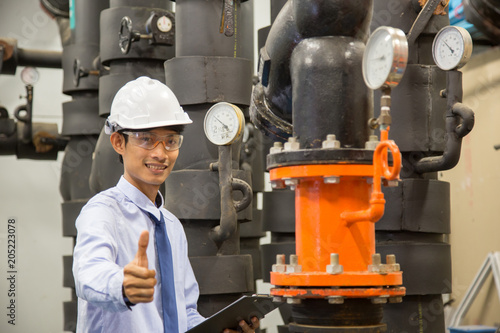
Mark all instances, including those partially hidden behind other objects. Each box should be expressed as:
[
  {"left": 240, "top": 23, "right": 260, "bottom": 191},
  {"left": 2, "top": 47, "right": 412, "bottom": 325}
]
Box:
[
  {"left": 272, "top": 254, "right": 286, "bottom": 273},
  {"left": 326, "top": 253, "right": 343, "bottom": 274},
  {"left": 383, "top": 179, "right": 399, "bottom": 187},
  {"left": 327, "top": 296, "right": 344, "bottom": 304},
  {"left": 371, "top": 296, "right": 388, "bottom": 304},
  {"left": 287, "top": 297, "right": 302, "bottom": 304},
  {"left": 270, "top": 142, "right": 283, "bottom": 154},
  {"left": 322, "top": 134, "right": 341, "bottom": 149},
  {"left": 286, "top": 254, "right": 302, "bottom": 273},
  {"left": 284, "top": 137, "right": 300, "bottom": 151},
  {"left": 283, "top": 178, "right": 299, "bottom": 191},
  {"left": 365, "top": 135, "right": 380, "bottom": 150},
  {"left": 273, "top": 296, "right": 284, "bottom": 303},
  {"left": 271, "top": 180, "right": 286, "bottom": 189},
  {"left": 389, "top": 296, "right": 403, "bottom": 303},
  {"left": 323, "top": 176, "right": 340, "bottom": 184}
]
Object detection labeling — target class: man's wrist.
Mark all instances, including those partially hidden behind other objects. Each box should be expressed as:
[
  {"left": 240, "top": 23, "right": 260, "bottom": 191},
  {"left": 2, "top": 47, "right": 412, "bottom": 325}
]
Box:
[{"left": 122, "top": 286, "right": 135, "bottom": 310}]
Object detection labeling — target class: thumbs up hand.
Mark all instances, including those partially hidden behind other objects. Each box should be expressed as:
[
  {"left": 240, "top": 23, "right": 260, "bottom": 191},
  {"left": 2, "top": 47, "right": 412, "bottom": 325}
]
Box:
[{"left": 123, "top": 231, "right": 157, "bottom": 304}]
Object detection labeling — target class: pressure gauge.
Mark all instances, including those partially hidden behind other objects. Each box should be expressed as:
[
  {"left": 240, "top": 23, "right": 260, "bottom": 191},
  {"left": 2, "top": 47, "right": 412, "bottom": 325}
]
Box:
[
  {"left": 204, "top": 102, "right": 245, "bottom": 146},
  {"left": 362, "top": 26, "right": 408, "bottom": 90},
  {"left": 432, "top": 26, "right": 473, "bottom": 71},
  {"left": 157, "top": 15, "right": 172, "bottom": 32},
  {"left": 20, "top": 67, "right": 39, "bottom": 85}
]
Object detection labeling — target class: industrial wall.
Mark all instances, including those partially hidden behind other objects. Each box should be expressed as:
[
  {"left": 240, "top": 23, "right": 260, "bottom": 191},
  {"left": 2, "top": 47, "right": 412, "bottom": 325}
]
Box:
[{"left": 442, "top": 46, "right": 500, "bottom": 327}]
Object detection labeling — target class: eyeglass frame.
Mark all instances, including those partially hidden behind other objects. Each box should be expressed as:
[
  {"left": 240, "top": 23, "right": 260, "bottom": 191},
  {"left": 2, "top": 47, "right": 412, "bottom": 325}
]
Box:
[{"left": 120, "top": 130, "right": 184, "bottom": 151}]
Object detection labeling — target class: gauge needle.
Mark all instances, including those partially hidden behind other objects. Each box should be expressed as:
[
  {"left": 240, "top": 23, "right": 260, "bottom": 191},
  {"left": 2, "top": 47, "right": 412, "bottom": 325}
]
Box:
[
  {"left": 443, "top": 41, "right": 454, "bottom": 54},
  {"left": 371, "top": 55, "right": 386, "bottom": 61},
  {"left": 215, "top": 116, "right": 230, "bottom": 131}
]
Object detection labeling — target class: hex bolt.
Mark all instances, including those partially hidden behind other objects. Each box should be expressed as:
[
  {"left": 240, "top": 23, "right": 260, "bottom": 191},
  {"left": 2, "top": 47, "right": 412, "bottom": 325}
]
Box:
[
  {"left": 324, "top": 176, "right": 340, "bottom": 184},
  {"left": 386, "top": 254, "right": 396, "bottom": 265},
  {"left": 290, "top": 254, "right": 299, "bottom": 265},
  {"left": 372, "top": 253, "right": 381, "bottom": 265},
  {"left": 371, "top": 296, "right": 388, "bottom": 304},
  {"left": 389, "top": 296, "right": 403, "bottom": 303},
  {"left": 322, "top": 134, "right": 341, "bottom": 149},
  {"left": 326, "top": 253, "right": 343, "bottom": 274},
  {"left": 284, "top": 178, "right": 299, "bottom": 190},
  {"left": 270, "top": 142, "right": 283, "bottom": 154},
  {"left": 328, "top": 296, "right": 344, "bottom": 304},
  {"left": 277, "top": 254, "right": 285, "bottom": 265},
  {"left": 365, "top": 135, "right": 380, "bottom": 150},
  {"left": 287, "top": 297, "right": 301, "bottom": 304},
  {"left": 284, "top": 137, "right": 300, "bottom": 151},
  {"left": 271, "top": 180, "right": 286, "bottom": 190},
  {"left": 330, "top": 253, "right": 339, "bottom": 265}
]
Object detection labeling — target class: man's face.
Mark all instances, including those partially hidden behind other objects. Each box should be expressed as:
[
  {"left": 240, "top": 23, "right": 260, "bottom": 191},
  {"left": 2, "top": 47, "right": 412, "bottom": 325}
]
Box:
[{"left": 111, "top": 127, "right": 180, "bottom": 197}]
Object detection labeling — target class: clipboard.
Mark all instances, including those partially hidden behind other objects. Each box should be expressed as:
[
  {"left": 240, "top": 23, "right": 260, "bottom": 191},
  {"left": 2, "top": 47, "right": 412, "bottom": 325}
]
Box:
[{"left": 187, "top": 294, "right": 284, "bottom": 333}]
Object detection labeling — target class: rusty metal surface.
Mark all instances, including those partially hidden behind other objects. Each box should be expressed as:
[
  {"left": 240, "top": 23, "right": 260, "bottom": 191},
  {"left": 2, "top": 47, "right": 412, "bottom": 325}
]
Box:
[
  {"left": 271, "top": 271, "right": 403, "bottom": 287},
  {"left": 271, "top": 286, "right": 406, "bottom": 299}
]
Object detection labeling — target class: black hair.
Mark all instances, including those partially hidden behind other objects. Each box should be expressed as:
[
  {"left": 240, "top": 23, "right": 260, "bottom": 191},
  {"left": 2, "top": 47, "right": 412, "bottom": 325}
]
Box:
[{"left": 117, "top": 125, "right": 186, "bottom": 164}]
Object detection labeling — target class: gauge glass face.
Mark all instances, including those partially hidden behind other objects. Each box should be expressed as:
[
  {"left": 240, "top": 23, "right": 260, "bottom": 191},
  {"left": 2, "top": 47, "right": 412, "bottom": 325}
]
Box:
[
  {"left": 157, "top": 16, "right": 172, "bottom": 32},
  {"left": 363, "top": 29, "right": 394, "bottom": 89},
  {"left": 204, "top": 103, "right": 243, "bottom": 145},
  {"left": 433, "top": 27, "right": 469, "bottom": 70},
  {"left": 20, "top": 67, "right": 39, "bottom": 85}
]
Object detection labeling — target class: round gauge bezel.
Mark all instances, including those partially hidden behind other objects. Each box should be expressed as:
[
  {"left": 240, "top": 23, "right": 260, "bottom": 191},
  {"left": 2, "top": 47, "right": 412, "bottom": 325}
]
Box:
[
  {"left": 157, "top": 15, "right": 172, "bottom": 32},
  {"left": 362, "top": 26, "right": 409, "bottom": 90},
  {"left": 204, "top": 102, "right": 245, "bottom": 146},
  {"left": 20, "top": 66, "right": 39, "bottom": 85},
  {"left": 432, "top": 26, "right": 473, "bottom": 71}
]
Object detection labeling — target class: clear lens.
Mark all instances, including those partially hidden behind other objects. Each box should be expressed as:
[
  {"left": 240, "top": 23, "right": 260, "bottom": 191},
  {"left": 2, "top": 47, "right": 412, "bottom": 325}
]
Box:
[{"left": 123, "top": 131, "right": 183, "bottom": 150}]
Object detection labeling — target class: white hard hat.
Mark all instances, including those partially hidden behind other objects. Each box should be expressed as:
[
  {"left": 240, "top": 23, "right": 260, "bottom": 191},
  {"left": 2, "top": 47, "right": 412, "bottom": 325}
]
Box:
[{"left": 105, "top": 76, "right": 192, "bottom": 134}]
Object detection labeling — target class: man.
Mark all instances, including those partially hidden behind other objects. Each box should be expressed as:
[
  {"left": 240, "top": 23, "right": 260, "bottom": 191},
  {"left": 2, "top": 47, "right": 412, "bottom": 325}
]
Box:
[{"left": 73, "top": 77, "right": 259, "bottom": 333}]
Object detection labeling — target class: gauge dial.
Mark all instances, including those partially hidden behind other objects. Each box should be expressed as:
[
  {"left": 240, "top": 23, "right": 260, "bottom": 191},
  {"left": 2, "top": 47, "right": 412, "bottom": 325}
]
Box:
[
  {"left": 204, "top": 102, "right": 245, "bottom": 146},
  {"left": 362, "top": 26, "right": 408, "bottom": 90},
  {"left": 157, "top": 15, "right": 172, "bottom": 32},
  {"left": 432, "top": 26, "right": 473, "bottom": 71},
  {"left": 20, "top": 67, "right": 39, "bottom": 85}
]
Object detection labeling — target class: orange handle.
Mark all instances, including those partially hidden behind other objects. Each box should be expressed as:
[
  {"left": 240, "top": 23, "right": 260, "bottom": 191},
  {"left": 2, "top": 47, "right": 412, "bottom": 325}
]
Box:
[{"left": 341, "top": 128, "right": 401, "bottom": 224}]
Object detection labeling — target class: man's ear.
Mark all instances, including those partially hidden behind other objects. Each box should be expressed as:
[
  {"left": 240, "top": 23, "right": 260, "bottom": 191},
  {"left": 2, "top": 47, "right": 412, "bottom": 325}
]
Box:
[{"left": 110, "top": 132, "right": 125, "bottom": 155}]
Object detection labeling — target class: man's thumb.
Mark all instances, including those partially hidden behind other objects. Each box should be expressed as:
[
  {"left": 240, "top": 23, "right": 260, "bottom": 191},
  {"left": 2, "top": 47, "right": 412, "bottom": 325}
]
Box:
[{"left": 135, "top": 230, "right": 149, "bottom": 268}]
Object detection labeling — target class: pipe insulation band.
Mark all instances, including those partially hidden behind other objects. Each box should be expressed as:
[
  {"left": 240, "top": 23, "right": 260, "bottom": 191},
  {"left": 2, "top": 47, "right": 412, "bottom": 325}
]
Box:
[
  {"left": 62, "top": 99, "right": 105, "bottom": 136},
  {"left": 164, "top": 56, "right": 253, "bottom": 106},
  {"left": 376, "top": 178, "right": 450, "bottom": 234},
  {"left": 189, "top": 255, "right": 254, "bottom": 295},
  {"left": 164, "top": 169, "right": 252, "bottom": 221}
]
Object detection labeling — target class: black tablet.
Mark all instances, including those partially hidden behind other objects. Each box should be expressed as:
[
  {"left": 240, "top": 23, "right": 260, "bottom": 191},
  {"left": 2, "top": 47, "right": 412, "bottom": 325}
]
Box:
[{"left": 187, "top": 294, "right": 284, "bottom": 333}]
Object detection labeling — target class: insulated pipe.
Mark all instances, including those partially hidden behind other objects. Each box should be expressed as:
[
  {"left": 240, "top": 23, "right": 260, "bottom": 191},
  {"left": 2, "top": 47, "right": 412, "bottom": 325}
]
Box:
[
  {"left": 17, "top": 48, "right": 62, "bottom": 68},
  {"left": 414, "top": 70, "right": 475, "bottom": 174}
]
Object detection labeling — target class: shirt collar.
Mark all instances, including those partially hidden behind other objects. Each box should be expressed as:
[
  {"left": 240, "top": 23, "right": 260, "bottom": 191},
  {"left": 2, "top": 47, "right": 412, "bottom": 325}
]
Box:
[{"left": 116, "top": 176, "right": 165, "bottom": 221}]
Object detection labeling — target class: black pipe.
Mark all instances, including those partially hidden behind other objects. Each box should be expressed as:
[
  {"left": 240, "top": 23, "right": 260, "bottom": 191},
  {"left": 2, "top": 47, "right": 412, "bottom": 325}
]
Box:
[
  {"left": 17, "top": 48, "right": 62, "bottom": 68},
  {"left": 414, "top": 71, "right": 475, "bottom": 174}
]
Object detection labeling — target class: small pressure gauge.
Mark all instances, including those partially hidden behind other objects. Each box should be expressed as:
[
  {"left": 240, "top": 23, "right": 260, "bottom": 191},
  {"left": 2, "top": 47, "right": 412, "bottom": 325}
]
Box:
[
  {"left": 20, "top": 67, "right": 39, "bottom": 85},
  {"left": 362, "top": 26, "right": 408, "bottom": 90},
  {"left": 157, "top": 15, "right": 172, "bottom": 32},
  {"left": 432, "top": 26, "right": 473, "bottom": 71},
  {"left": 204, "top": 102, "right": 245, "bottom": 146}
]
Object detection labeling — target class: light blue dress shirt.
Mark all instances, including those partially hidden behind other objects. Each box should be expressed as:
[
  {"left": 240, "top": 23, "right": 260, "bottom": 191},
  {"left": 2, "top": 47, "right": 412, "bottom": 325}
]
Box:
[{"left": 73, "top": 176, "right": 205, "bottom": 333}]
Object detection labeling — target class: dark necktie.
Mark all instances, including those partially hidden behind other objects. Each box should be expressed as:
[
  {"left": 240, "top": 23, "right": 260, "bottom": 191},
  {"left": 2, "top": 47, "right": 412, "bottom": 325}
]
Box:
[{"left": 149, "top": 212, "right": 179, "bottom": 333}]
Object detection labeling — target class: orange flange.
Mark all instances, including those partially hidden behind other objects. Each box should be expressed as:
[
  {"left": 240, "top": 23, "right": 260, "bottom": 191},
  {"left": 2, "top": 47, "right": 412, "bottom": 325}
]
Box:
[
  {"left": 270, "top": 286, "right": 406, "bottom": 299},
  {"left": 270, "top": 271, "right": 403, "bottom": 287}
]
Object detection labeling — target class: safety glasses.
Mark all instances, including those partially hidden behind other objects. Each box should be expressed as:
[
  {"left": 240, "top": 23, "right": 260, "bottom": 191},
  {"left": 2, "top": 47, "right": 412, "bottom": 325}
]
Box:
[{"left": 122, "top": 131, "right": 184, "bottom": 151}]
